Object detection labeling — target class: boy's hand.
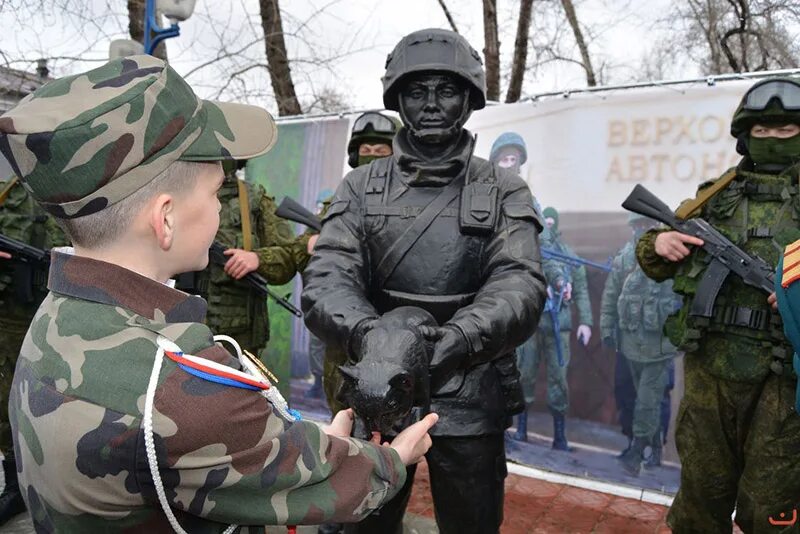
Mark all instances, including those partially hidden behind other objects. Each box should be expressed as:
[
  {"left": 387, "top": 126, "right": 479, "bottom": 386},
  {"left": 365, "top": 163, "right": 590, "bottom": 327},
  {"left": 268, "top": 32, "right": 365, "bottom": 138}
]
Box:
[
  {"left": 654, "top": 231, "right": 704, "bottom": 262},
  {"left": 322, "top": 408, "right": 355, "bottom": 437},
  {"left": 223, "top": 248, "right": 259, "bottom": 279},
  {"left": 389, "top": 413, "right": 438, "bottom": 465},
  {"left": 0, "top": 251, "right": 10, "bottom": 259}
]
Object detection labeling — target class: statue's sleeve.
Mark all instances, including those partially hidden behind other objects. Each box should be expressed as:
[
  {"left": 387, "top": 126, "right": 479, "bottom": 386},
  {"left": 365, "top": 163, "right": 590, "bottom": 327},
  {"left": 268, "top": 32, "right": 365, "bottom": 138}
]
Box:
[
  {"left": 301, "top": 170, "right": 379, "bottom": 352},
  {"left": 447, "top": 177, "right": 548, "bottom": 365}
]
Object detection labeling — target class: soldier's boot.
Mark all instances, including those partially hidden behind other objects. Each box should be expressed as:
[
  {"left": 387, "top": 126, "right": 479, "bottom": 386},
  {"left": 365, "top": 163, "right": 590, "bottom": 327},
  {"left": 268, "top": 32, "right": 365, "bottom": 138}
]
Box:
[
  {"left": 512, "top": 409, "right": 528, "bottom": 442},
  {"left": 643, "top": 444, "right": 662, "bottom": 469},
  {"left": 618, "top": 437, "right": 648, "bottom": 477},
  {"left": 0, "top": 458, "right": 26, "bottom": 526},
  {"left": 317, "top": 523, "right": 343, "bottom": 534},
  {"left": 305, "top": 373, "right": 323, "bottom": 399},
  {"left": 616, "top": 436, "right": 633, "bottom": 458},
  {"left": 551, "top": 413, "right": 572, "bottom": 452}
]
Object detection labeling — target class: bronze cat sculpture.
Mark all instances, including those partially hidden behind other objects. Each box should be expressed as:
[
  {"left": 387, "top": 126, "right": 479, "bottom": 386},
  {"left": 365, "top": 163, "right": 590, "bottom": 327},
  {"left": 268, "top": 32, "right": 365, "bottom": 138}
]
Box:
[{"left": 337, "top": 306, "right": 436, "bottom": 439}]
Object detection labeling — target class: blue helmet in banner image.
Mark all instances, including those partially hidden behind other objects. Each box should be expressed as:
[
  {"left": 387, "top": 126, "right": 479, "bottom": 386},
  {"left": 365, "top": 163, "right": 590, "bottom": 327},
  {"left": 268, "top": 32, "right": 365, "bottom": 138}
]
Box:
[
  {"left": 775, "top": 243, "right": 800, "bottom": 413},
  {"left": 489, "top": 132, "right": 528, "bottom": 165},
  {"left": 317, "top": 188, "right": 335, "bottom": 204}
]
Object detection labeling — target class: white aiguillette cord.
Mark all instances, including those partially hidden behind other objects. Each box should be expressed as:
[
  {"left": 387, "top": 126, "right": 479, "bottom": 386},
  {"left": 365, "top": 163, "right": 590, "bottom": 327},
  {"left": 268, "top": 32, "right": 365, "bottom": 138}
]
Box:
[{"left": 145, "top": 336, "right": 238, "bottom": 534}]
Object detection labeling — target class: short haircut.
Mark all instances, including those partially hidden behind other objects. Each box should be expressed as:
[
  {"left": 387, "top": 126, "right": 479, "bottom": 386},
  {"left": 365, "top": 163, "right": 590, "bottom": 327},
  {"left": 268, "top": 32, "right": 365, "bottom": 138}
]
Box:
[{"left": 57, "top": 161, "right": 209, "bottom": 249}]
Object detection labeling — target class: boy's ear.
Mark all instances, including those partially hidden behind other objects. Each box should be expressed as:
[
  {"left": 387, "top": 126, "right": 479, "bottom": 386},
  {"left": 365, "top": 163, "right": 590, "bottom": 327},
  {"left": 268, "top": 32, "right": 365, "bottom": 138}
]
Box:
[{"left": 150, "top": 193, "right": 175, "bottom": 251}]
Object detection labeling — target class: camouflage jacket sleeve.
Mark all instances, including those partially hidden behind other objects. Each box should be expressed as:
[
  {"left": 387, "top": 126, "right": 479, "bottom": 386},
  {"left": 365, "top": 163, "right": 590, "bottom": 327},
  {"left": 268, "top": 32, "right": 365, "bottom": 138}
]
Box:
[
  {"left": 599, "top": 249, "right": 627, "bottom": 344},
  {"left": 253, "top": 189, "right": 310, "bottom": 285},
  {"left": 153, "top": 334, "right": 407, "bottom": 525},
  {"left": 449, "top": 172, "right": 548, "bottom": 365},
  {"left": 560, "top": 243, "right": 592, "bottom": 326},
  {"left": 301, "top": 168, "right": 380, "bottom": 352}
]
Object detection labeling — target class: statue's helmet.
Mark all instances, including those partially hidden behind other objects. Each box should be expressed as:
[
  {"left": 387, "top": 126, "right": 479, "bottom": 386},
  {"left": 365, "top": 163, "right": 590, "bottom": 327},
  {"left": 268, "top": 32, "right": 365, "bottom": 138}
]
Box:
[{"left": 382, "top": 28, "right": 486, "bottom": 113}]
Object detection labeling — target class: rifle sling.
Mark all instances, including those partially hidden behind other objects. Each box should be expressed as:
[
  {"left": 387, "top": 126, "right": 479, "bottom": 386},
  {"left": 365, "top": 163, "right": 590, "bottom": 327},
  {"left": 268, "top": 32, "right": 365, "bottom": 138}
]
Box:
[
  {"left": 675, "top": 168, "right": 738, "bottom": 220},
  {"left": 237, "top": 179, "right": 253, "bottom": 251},
  {"left": 0, "top": 176, "right": 19, "bottom": 207}
]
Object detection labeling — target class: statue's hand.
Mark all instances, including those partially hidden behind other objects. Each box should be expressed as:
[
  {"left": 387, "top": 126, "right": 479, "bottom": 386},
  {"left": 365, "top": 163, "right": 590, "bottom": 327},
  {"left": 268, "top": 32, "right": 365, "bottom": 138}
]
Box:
[{"left": 419, "top": 325, "right": 469, "bottom": 381}]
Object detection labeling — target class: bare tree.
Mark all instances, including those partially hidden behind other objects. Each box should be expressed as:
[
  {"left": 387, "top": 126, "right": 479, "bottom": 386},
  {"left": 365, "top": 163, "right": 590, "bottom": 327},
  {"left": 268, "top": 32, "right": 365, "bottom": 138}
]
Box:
[
  {"left": 259, "top": 0, "right": 302, "bottom": 116},
  {"left": 560, "top": 0, "right": 597, "bottom": 86},
  {"left": 649, "top": 0, "right": 800, "bottom": 76},
  {"left": 126, "top": 0, "right": 167, "bottom": 60},
  {"left": 505, "top": 0, "right": 534, "bottom": 103},
  {"left": 482, "top": 0, "right": 501, "bottom": 101},
  {"left": 436, "top": 0, "right": 460, "bottom": 33}
]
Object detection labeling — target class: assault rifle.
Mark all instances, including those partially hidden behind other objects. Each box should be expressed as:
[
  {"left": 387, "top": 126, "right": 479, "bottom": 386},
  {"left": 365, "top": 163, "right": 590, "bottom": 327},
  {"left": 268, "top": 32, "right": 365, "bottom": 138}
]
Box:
[
  {"left": 208, "top": 242, "right": 302, "bottom": 317},
  {"left": 622, "top": 184, "right": 774, "bottom": 318},
  {"left": 0, "top": 233, "right": 51, "bottom": 303},
  {"left": 544, "top": 283, "right": 568, "bottom": 367},
  {"left": 275, "top": 197, "right": 322, "bottom": 232},
  {"left": 541, "top": 247, "right": 612, "bottom": 273}
]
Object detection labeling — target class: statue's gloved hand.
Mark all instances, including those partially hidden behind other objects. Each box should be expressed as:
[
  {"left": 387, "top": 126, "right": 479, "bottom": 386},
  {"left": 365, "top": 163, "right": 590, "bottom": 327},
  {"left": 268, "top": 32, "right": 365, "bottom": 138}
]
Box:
[
  {"left": 419, "top": 325, "right": 470, "bottom": 385},
  {"left": 348, "top": 317, "right": 379, "bottom": 360}
]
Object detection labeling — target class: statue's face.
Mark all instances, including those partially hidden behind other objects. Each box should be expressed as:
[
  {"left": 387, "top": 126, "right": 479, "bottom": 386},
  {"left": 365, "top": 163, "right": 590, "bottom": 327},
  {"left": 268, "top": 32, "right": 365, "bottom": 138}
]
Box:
[{"left": 398, "top": 73, "right": 467, "bottom": 143}]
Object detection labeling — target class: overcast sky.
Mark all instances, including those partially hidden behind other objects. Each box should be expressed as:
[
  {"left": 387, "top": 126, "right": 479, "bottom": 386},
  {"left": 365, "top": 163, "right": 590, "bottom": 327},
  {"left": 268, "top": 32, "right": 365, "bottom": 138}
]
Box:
[{"left": 1, "top": 0, "right": 693, "bottom": 113}]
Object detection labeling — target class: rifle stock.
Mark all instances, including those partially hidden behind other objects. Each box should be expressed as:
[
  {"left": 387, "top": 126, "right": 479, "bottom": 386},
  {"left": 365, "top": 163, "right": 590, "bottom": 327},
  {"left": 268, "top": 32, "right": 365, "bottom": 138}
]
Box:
[{"left": 276, "top": 197, "right": 322, "bottom": 232}]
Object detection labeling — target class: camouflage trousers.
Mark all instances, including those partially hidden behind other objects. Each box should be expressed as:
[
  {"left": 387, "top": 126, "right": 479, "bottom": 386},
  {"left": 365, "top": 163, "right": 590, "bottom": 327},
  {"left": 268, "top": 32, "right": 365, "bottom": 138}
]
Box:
[
  {"left": 667, "top": 355, "right": 800, "bottom": 534},
  {"left": 323, "top": 345, "right": 348, "bottom": 415},
  {"left": 0, "top": 319, "right": 29, "bottom": 457},
  {"left": 515, "top": 327, "right": 571, "bottom": 414},
  {"left": 626, "top": 358, "right": 670, "bottom": 441}
]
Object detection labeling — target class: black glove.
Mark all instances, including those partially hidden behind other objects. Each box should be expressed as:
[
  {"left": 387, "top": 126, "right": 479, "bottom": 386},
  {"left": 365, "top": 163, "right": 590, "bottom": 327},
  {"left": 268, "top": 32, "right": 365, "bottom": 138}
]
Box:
[{"left": 419, "top": 325, "right": 470, "bottom": 384}]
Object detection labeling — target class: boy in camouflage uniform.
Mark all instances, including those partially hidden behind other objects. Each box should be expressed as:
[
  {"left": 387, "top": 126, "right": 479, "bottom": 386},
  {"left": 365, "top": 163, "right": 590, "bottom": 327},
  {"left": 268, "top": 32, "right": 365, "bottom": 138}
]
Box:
[
  {"left": 600, "top": 213, "right": 678, "bottom": 476},
  {"left": 0, "top": 174, "right": 67, "bottom": 524},
  {"left": 636, "top": 77, "right": 800, "bottom": 532},
  {"left": 0, "top": 55, "right": 436, "bottom": 532}
]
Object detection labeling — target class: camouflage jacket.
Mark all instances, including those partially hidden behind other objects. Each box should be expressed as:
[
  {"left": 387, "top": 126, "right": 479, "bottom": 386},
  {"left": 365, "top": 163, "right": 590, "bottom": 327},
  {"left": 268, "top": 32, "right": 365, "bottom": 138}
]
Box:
[
  {"left": 10, "top": 251, "right": 405, "bottom": 533},
  {"left": 203, "top": 178, "right": 310, "bottom": 341},
  {"left": 0, "top": 177, "right": 66, "bottom": 325},
  {"left": 601, "top": 240, "right": 678, "bottom": 362},
  {"left": 636, "top": 163, "right": 798, "bottom": 381},
  {"left": 540, "top": 231, "right": 593, "bottom": 331}
]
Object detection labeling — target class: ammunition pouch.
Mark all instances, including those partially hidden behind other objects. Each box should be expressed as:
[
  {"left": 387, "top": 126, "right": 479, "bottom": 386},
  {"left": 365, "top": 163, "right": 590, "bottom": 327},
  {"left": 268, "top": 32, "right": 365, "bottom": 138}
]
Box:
[{"left": 711, "top": 304, "right": 771, "bottom": 331}]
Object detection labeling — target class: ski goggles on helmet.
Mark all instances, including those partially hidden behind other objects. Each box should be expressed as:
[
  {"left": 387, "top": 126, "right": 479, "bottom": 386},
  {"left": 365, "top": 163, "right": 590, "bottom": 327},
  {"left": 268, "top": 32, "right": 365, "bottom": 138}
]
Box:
[
  {"left": 352, "top": 112, "right": 398, "bottom": 136},
  {"left": 743, "top": 80, "right": 800, "bottom": 111}
]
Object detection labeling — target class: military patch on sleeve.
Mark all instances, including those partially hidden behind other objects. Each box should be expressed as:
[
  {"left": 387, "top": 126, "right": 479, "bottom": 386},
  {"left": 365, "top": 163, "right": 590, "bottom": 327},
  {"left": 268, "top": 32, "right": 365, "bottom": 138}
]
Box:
[{"left": 781, "top": 239, "right": 800, "bottom": 288}]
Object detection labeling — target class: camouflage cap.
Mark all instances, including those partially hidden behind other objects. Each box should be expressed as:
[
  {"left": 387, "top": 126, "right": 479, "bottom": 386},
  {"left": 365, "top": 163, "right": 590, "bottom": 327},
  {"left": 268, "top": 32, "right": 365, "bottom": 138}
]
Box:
[{"left": 0, "top": 55, "right": 277, "bottom": 219}]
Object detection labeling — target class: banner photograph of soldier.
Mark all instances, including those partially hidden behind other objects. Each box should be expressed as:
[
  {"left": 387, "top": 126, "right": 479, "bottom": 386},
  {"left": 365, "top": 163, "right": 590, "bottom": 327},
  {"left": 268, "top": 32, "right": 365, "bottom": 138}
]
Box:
[{"left": 4, "top": 1, "right": 800, "bottom": 533}]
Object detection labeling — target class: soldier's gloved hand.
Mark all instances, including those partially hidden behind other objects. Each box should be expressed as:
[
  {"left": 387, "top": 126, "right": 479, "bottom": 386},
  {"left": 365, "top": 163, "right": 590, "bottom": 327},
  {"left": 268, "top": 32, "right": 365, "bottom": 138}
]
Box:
[
  {"left": 419, "top": 325, "right": 470, "bottom": 380},
  {"left": 576, "top": 324, "right": 591, "bottom": 346}
]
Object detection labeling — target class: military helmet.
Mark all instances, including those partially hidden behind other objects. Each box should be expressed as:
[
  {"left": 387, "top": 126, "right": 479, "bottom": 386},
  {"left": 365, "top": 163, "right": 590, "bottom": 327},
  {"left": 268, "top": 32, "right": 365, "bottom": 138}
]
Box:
[
  {"left": 382, "top": 28, "right": 486, "bottom": 112},
  {"left": 730, "top": 77, "right": 800, "bottom": 138},
  {"left": 346, "top": 111, "right": 401, "bottom": 168},
  {"left": 489, "top": 132, "right": 528, "bottom": 164}
]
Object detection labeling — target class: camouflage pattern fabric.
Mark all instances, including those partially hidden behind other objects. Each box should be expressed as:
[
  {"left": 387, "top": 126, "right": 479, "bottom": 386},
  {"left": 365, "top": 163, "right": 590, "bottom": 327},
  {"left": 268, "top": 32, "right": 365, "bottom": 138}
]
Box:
[
  {"left": 0, "top": 55, "right": 276, "bottom": 220},
  {"left": 636, "top": 162, "right": 800, "bottom": 532},
  {"left": 202, "top": 175, "right": 308, "bottom": 360},
  {"left": 601, "top": 238, "right": 678, "bottom": 441},
  {"left": 10, "top": 251, "right": 406, "bottom": 532},
  {"left": 0, "top": 178, "right": 66, "bottom": 456}
]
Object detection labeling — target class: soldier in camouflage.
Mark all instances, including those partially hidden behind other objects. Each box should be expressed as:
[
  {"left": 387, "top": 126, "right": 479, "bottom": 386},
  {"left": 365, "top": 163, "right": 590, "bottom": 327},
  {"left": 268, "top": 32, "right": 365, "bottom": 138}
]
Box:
[
  {"left": 188, "top": 159, "right": 309, "bottom": 367},
  {"left": 0, "top": 55, "right": 436, "bottom": 532},
  {"left": 514, "top": 206, "right": 592, "bottom": 450},
  {"left": 636, "top": 77, "right": 800, "bottom": 531},
  {"left": 0, "top": 171, "right": 67, "bottom": 524},
  {"left": 600, "top": 213, "right": 679, "bottom": 476}
]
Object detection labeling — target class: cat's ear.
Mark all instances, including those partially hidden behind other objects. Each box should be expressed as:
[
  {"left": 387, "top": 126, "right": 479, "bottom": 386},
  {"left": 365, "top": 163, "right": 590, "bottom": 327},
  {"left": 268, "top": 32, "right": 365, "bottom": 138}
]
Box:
[
  {"left": 389, "top": 372, "right": 413, "bottom": 393},
  {"left": 339, "top": 364, "right": 360, "bottom": 383}
]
